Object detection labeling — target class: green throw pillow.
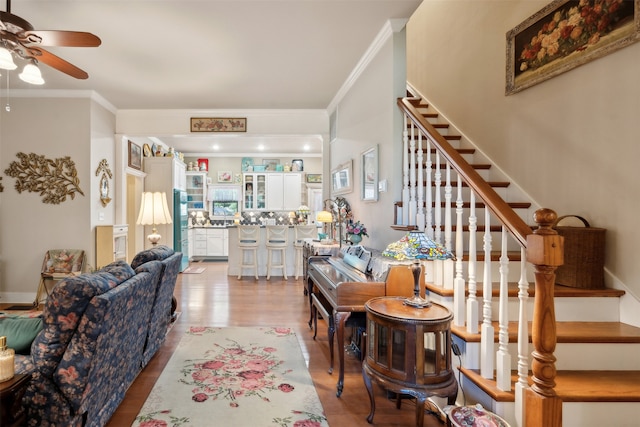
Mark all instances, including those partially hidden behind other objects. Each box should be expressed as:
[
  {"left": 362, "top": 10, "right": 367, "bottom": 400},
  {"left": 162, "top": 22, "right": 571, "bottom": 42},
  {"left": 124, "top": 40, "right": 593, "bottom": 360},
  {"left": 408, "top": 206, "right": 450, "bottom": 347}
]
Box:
[{"left": 0, "top": 315, "right": 43, "bottom": 354}]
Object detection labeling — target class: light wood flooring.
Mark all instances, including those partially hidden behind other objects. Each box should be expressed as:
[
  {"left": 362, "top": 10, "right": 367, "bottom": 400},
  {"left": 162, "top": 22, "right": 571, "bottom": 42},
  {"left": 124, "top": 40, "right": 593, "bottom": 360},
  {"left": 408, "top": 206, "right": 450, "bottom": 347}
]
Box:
[{"left": 106, "top": 261, "right": 446, "bottom": 426}]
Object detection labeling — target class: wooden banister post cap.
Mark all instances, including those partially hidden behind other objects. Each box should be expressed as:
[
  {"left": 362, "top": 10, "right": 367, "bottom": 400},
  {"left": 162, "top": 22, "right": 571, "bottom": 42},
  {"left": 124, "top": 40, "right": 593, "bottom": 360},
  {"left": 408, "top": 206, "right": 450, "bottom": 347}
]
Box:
[{"left": 527, "top": 208, "right": 564, "bottom": 266}]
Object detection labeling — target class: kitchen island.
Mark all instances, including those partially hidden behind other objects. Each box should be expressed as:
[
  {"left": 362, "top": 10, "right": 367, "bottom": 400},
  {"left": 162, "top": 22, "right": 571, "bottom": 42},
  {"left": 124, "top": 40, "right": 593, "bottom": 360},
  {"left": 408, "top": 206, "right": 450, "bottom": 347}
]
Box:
[{"left": 227, "top": 226, "right": 301, "bottom": 278}]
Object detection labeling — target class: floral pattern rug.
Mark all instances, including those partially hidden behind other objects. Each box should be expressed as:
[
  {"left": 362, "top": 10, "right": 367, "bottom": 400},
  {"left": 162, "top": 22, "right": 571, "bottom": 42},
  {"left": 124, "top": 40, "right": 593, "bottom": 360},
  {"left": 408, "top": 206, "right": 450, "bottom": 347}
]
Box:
[{"left": 132, "top": 326, "right": 328, "bottom": 427}]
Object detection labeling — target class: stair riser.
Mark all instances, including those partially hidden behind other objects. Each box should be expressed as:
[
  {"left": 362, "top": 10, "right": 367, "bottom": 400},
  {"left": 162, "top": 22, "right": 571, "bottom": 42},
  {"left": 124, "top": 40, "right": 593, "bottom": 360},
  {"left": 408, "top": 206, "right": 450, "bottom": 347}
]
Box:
[
  {"left": 433, "top": 292, "right": 620, "bottom": 323},
  {"left": 458, "top": 378, "right": 640, "bottom": 427},
  {"left": 458, "top": 340, "right": 640, "bottom": 371}
]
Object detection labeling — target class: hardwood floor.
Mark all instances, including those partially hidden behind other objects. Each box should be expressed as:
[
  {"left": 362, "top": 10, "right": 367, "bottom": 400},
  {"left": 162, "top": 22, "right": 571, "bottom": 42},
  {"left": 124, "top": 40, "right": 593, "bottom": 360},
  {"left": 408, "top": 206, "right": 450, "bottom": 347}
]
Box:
[{"left": 106, "top": 261, "right": 446, "bottom": 426}]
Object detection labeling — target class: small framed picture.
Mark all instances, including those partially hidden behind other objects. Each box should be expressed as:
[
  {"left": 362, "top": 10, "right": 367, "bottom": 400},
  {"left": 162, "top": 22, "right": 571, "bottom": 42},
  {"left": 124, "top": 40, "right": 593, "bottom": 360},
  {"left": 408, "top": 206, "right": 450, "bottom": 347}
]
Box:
[
  {"left": 217, "top": 171, "right": 232, "bottom": 182},
  {"left": 291, "top": 159, "right": 304, "bottom": 172},
  {"left": 306, "top": 173, "right": 322, "bottom": 183},
  {"left": 263, "top": 159, "right": 279, "bottom": 171},
  {"left": 128, "top": 140, "right": 142, "bottom": 170}
]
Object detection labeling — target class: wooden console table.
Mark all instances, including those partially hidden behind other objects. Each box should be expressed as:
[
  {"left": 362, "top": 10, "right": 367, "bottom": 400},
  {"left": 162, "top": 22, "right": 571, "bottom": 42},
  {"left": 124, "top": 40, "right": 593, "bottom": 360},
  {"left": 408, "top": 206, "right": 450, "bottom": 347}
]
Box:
[
  {"left": 0, "top": 373, "right": 31, "bottom": 427},
  {"left": 362, "top": 297, "right": 457, "bottom": 427}
]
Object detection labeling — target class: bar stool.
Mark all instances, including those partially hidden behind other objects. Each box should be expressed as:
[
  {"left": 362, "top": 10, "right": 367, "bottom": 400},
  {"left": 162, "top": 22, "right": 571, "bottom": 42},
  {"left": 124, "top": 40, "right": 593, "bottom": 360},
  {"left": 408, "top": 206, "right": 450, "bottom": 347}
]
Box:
[
  {"left": 237, "top": 225, "right": 261, "bottom": 279},
  {"left": 265, "top": 225, "right": 289, "bottom": 280},
  {"left": 293, "top": 225, "right": 318, "bottom": 279}
]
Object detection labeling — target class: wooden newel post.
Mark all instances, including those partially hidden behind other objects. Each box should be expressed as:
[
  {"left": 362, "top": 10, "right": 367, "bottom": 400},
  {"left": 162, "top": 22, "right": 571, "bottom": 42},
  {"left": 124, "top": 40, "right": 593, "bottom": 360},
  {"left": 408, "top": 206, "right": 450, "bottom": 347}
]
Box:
[{"left": 525, "top": 208, "right": 564, "bottom": 427}]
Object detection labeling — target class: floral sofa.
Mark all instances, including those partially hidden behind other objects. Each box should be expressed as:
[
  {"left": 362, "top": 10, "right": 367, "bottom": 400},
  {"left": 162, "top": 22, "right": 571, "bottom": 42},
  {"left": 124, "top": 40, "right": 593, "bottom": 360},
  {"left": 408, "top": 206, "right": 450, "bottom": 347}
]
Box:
[{"left": 14, "top": 245, "right": 181, "bottom": 427}]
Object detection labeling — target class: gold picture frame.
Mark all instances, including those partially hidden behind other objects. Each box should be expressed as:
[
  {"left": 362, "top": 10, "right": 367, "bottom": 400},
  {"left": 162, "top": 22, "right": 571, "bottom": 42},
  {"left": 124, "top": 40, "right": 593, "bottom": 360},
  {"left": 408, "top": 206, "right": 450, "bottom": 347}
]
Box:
[
  {"left": 190, "top": 118, "right": 247, "bottom": 132},
  {"left": 506, "top": 0, "right": 640, "bottom": 95}
]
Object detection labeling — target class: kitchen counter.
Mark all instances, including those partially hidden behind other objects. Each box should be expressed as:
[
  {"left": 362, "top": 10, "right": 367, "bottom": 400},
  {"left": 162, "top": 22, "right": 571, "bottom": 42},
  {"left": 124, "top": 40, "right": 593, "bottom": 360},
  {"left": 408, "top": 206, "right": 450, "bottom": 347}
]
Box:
[{"left": 227, "top": 226, "right": 300, "bottom": 277}]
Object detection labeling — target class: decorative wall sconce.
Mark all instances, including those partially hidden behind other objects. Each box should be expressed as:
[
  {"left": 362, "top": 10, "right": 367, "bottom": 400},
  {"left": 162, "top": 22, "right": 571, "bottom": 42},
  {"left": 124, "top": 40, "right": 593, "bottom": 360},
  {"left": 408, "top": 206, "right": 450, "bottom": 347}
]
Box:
[
  {"left": 3, "top": 152, "right": 84, "bottom": 204},
  {"left": 95, "top": 159, "right": 112, "bottom": 207}
]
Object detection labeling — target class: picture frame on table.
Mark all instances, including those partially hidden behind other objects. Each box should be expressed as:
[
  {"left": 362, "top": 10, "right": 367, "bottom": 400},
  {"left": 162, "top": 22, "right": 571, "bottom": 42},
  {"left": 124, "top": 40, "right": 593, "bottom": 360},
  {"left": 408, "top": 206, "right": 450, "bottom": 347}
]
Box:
[{"left": 128, "top": 140, "right": 142, "bottom": 170}]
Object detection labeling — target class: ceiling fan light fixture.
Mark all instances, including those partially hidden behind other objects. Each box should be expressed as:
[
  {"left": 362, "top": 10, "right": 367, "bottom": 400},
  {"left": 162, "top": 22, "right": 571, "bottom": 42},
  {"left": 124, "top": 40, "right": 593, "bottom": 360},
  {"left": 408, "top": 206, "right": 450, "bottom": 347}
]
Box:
[
  {"left": 0, "top": 46, "right": 17, "bottom": 70},
  {"left": 19, "top": 62, "right": 44, "bottom": 85}
]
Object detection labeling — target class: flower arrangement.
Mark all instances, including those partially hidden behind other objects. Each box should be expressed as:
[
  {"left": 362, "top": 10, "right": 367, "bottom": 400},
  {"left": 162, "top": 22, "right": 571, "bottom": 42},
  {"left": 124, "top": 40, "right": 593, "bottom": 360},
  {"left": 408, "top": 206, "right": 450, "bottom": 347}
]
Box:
[
  {"left": 518, "top": 0, "right": 627, "bottom": 74},
  {"left": 346, "top": 220, "right": 368, "bottom": 237}
]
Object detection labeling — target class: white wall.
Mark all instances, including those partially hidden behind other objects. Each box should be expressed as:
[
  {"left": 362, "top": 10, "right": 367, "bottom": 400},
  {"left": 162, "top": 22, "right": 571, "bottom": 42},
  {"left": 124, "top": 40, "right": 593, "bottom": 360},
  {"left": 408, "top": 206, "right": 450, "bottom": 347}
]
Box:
[
  {"left": 0, "top": 96, "right": 115, "bottom": 302},
  {"left": 406, "top": 1, "right": 640, "bottom": 303},
  {"left": 330, "top": 25, "right": 408, "bottom": 251}
]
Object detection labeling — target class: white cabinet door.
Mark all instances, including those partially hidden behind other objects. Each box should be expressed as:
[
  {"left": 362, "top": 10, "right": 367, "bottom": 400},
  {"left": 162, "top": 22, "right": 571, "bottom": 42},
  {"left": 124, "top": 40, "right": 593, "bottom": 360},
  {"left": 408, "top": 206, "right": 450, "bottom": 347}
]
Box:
[
  {"left": 282, "top": 174, "right": 301, "bottom": 210},
  {"left": 266, "top": 174, "right": 284, "bottom": 210},
  {"left": 188, "top": 228, "right": 194, "bottom": 260},
  {"left": 206, "top": 229, "right": 226, "bottom": 256},
  {"left": 193, "top": 229, "right": 207, "bottom": 256}
]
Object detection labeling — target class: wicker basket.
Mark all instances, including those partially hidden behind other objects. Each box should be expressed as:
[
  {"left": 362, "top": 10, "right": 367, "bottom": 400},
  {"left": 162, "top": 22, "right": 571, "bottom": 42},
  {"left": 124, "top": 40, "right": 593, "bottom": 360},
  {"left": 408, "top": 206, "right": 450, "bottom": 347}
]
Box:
[{"left": 553, "top": 215, "right": 605, "bottom": 289}]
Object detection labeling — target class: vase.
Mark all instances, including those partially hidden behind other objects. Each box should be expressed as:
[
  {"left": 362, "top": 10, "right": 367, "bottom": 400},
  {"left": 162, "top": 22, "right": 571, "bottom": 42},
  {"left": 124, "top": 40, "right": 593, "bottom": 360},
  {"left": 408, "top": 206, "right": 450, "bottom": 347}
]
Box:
[{"left": 348, "top": 234, "right": 362, "bottom": 244}]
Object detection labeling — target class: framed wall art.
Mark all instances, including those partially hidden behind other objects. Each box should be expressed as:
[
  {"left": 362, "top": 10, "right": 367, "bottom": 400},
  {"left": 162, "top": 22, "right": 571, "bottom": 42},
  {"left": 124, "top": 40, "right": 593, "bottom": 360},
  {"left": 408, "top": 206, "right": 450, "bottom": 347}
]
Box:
[
  {"left": 506, "top": 0, "right": 639, "bottom": 95},
  {"left": 217, "top": 171, "right": 232, "bottom": 183},
  {"left": 190, "top": 118, "right": 246, "bottom": 132},
  {"left": 331, "top": 159, "right": 353, "bottom": 195},
  {"left": 128, "top": 140, "right": 142, "bottom": 170},
  {"left": 306, "top": 173, "right": 322, "bottom": 184},
  {"left": 263, "top": 159, "right": 279, "bottom": 171},
  {"left": 361, "top": 145, "right": 378, "bottom": 202}
]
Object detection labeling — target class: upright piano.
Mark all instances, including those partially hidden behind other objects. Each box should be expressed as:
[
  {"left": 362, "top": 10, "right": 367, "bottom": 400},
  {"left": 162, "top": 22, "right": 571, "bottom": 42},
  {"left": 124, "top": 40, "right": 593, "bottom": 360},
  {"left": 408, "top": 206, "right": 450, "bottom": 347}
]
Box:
[{"left": 307, "top": 246, "right": 425, "bottom": 397}]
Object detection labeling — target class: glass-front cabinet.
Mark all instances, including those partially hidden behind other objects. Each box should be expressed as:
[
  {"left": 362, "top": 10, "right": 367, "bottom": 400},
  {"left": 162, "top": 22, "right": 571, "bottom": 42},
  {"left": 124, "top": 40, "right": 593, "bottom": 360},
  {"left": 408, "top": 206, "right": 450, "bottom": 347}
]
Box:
[
  {"left": 186, "top": 172, "right": 208, "bottom": 213},
  {"left": 243, "top": 173, "right": 267, "bottom": 210}
]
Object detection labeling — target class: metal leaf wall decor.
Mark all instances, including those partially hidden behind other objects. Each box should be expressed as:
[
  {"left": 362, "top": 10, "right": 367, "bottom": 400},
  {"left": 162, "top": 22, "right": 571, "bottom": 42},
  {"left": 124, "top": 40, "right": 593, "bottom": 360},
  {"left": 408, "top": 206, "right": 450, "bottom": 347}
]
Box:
[{"left": 4, "top": 152, "right": 85, "bottom": 204}]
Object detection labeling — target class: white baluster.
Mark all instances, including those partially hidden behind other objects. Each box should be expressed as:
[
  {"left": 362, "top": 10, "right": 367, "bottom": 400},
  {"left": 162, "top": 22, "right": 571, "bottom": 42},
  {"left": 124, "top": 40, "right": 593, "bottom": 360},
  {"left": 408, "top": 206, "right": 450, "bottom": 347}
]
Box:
[
  {"left": 416, "top": 132, "right": 425, "bottom": 231},
  {"left": 409, "top": 123, "right": 417, "bottom": 226},
  {"left": 425, "top": 139, "right": 433, "bottom": 239},
  {"left": 496, "top": 227, "right": 511, "bottom": 390},
  {"left": 466, "top": 191, "right": 478, "bottom": 335},
  {"left": 481, "top": 207, "right": 494, "bottom": 379},
  {"left": 453, "top": 177, "right": 465, "bottom": 327},
  {"left": 442, "top": 163, "right": 453, "bottom": 289},
  {"left": 434, "top": 152, "right": 442, "bottom": 243},
  {"left": 402, "top": 114, "right": 409, "bottom": 226},
  {"left": 515, "top": 246, "right": 530, "bottom": 427}
]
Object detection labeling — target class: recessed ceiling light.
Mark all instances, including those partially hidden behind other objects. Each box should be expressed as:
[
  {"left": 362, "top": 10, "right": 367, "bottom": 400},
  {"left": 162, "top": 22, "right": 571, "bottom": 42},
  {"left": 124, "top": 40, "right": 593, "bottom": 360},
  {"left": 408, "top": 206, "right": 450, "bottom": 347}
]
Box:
[
  {"left": 213, "top": 144, "right": 220, "bottom": 150},
  {"left": 303, "top": 144, "right": 310, "bottom": 151},
  {"left": 258, "top": 144, "right": 265, "bottom": 151}
]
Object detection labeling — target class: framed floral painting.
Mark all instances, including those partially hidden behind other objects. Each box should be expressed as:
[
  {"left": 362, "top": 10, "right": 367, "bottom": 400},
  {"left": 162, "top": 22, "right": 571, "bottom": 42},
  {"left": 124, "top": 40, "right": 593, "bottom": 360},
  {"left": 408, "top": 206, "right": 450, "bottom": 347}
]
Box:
[{"left": 506, "top": 0, "right": 639, "bottom": 95}]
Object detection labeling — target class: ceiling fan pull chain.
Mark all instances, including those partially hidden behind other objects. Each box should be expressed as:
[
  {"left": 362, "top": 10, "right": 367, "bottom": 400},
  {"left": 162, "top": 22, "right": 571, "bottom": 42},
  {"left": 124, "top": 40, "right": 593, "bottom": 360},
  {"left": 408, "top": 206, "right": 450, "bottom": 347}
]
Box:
[{"left": 5, "top": 70, "right": 10, "bottom": 112}]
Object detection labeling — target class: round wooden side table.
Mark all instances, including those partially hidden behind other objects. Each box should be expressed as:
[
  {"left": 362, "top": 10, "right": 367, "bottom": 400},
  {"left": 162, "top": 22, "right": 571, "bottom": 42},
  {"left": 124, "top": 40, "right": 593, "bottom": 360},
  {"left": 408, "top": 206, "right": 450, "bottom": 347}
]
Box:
[{"left": 362, "top": 296, "right": 457, "bottom": 427}]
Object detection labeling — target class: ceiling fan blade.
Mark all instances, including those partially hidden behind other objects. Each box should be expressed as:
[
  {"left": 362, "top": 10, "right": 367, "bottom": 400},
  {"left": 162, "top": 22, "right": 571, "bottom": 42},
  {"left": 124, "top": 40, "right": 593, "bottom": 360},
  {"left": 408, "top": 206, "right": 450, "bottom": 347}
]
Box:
[
  {"left": 23, "top": 30, "right": 101, "bottom": 47},
  {"left": 29, "top": 47, "right": 89, "bottom": 79}
]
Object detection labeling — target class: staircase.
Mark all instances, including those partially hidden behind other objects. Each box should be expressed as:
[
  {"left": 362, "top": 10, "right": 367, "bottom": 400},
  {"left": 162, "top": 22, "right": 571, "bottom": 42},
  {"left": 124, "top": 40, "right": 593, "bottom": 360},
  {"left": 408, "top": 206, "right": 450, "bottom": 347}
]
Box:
[{"left": 396, "top": 88, "right": 640, "bottom": 427}]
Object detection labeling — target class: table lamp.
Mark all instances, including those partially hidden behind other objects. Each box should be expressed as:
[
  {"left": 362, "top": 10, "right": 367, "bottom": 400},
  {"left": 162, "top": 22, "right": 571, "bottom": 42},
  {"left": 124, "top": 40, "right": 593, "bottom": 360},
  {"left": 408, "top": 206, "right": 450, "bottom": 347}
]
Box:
[
  {"left": 137, "top": 191, "right": 172, "bottom": 246},
  {"left": 383, "top": 231, "right": 454, "bottom": 308},
  {"left": 316, "top": 210, "right": 333, "bottom": 244}
]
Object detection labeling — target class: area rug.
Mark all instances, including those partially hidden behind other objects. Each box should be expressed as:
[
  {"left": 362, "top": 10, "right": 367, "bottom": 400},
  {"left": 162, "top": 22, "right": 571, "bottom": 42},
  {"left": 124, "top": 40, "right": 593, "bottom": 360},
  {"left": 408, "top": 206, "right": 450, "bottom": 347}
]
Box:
[
  {"left": 182, "top": 267, "right": 205, "bottom": 274},
  {"left": 132, "top": 326, "right": 329, "bottom": 427}
]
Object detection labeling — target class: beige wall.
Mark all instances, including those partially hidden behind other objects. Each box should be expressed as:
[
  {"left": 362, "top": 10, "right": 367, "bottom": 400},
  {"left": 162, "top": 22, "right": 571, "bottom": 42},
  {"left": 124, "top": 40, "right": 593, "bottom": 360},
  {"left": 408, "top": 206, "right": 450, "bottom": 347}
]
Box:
[
  {"left": 406, "top": 1, "right": 640, "bottom": 305},
  {"left": 0, "top": 96, "right": 115, "bottom": 301}
]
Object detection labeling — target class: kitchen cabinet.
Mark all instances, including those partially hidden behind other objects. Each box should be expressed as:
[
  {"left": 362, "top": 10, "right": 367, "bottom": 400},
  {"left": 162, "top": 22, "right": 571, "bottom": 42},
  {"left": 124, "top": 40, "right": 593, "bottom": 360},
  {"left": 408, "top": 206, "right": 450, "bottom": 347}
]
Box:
[
  {"left": 244, "top": 173, "right": 301, "bottom": 211},
  {"left": 192, "top": 228, "right": 229, "bottom": 257},
  {"left": 188, "top": 228, "right": 194, "bottom": 260},
  {"left": 243, "top": 173, "right": 267, "bottom": 210},
  {"left": 95, "top": 224, "right": 128, "bottom": 269},
  {"left": 186, "top": 171, "right": 208, "bottom": 213}
]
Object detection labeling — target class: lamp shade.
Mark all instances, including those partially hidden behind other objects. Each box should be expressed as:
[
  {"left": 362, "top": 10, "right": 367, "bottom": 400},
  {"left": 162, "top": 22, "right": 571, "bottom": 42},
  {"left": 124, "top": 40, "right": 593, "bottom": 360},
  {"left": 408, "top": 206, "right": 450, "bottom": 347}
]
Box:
[
  {"left": 0, "top": 47, "right": 17, "bottom": 70},
  {"left": 19, "top": 63, "right": 44, "bottom": 85},
  {"left": 316, "top": 210, "right": 333, "bottom": 223},
  {"left": 383, "top": 231, "right": 454, "bottom": 308},
  {"left": 383, "top": 231, "right": 454, "bottom": 261},
  {"left": 137, "top": 192, "right": 172, "bottom": 226}
]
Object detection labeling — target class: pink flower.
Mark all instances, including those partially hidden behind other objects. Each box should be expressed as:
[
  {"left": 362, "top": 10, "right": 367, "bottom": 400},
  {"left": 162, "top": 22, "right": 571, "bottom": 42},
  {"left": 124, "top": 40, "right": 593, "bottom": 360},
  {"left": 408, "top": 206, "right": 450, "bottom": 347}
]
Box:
[
  {"left": 189, "top": 326, "right": 207, "bottom": 334},
  {"left": 246, "top": 359, "right": 273, "bottom": 371},
  {"left": 225, "top": 348, "right": 246, "bottom": 355},
  {"left": 238, "top": 370, "right": 265, "bottom": 380},
  {"left": 192, "top": 393, "right": 209, "bottom": 402},
  {"left": 230, "top": 402, "right": 239, "bottom": 408},
  {"left": 263, "top": 347, "right": 277, "bottom": 353},
  {"left": 273, "top": 327, "right": 291, "bottom": 335},
  {"left": 140, "top": 420, "right": 168, "bottom": 427},
  {"left": 201, "top": 360, "right": 224, "bottom": 370},
  {"left": 278, "top": 383, "right": 295, "bottom": 393}
]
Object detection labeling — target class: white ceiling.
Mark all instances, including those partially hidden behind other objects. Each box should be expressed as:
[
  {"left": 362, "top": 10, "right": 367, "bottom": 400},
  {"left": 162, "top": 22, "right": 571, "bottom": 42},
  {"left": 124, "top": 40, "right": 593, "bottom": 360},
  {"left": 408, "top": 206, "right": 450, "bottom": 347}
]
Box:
[{"left": 2, "top": 0, "right": 422, "bottom": 155}]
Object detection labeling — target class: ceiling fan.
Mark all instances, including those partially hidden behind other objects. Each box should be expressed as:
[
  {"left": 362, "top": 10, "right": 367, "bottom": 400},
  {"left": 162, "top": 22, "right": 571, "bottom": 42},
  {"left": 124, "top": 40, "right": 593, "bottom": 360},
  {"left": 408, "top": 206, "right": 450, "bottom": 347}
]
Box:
[{"left": 0, "top": 0, "right": 101, "bottom": 84}]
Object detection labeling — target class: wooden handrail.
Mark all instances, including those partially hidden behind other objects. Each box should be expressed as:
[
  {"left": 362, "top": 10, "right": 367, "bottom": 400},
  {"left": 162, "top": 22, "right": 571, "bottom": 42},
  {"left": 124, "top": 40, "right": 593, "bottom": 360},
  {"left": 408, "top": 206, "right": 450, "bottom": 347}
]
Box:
[{"left": 397, "top": 97, "right": 533, "bottom": 247}]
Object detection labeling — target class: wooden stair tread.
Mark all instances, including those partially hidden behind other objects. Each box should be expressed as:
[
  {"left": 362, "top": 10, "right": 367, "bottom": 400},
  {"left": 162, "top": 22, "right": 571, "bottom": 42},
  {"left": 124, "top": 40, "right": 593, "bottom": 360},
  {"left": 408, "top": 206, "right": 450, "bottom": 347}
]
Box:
[
  {"left": 451, "top": 320, "right": 640, "bottom": 344},
  {"left": 429, "top": 281, "right": 625, "bottom": 298},
  {"left": 459, "top": 368, "right": 640, "bottom": 403}
]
